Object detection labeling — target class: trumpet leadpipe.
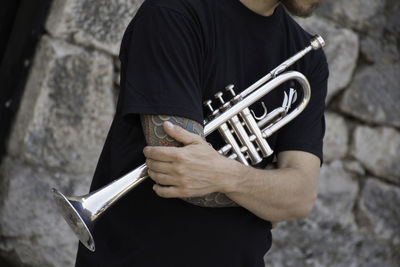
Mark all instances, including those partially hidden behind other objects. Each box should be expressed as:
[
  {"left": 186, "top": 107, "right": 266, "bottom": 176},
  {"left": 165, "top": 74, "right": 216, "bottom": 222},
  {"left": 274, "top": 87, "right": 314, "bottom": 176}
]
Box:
[{"left": 238, "top": 35, "right": 325, "bottom": 99}]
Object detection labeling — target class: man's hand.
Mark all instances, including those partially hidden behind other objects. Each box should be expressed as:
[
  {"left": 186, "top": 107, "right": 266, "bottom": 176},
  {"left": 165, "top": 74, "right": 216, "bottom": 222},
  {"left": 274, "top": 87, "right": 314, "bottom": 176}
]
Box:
[{"left": 143, "top": 121, "right": 240, "bottom": 199}]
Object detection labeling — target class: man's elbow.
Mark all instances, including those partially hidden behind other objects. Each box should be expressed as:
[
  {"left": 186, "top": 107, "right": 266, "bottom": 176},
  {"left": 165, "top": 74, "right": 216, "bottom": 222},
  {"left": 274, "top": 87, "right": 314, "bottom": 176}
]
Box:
[
  {"left": 293, "top": 190, "right": 318, "bottom": 220},
  {"left": 293, "top": 167, "right": 319, "bottom": 220}
]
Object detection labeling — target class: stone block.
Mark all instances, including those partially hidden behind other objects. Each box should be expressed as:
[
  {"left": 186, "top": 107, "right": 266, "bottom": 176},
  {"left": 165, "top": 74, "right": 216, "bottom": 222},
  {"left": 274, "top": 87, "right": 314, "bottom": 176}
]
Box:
[
  {"left": 265, "top": 220, "right": 399, "bottom": 267},
  {"left": 358, "top": 178, "right": 400, "bottom": 245},
  {"left": 8, "top": 36, "right": 115, "bottom": 175},
  {"left": 343, "top": 160, "right": 366, "bottom": 176},
  {"left": 385, "top": 0, "right": 400, "bottom": 39},
  {"left": 315, "top": 160, "right": 359, "bottom": 228},
  {"left": 323, "top": 112, "right": 348, "bottom": 162},
  {"left": 46, "top": 0, "right": 144, "bottom": 55},
  {"left": 0, "top": 157, "right": 91, "bottom": 267},
  {"left": 264, "top": 162, "right": 400, "bottom": 267},
  {"left": 351, "top": 126, "right": 400, "bottom": 184},
  {"left": 316, "top": 0, "right": 386, "bottom": 35},
  {"left": 296, "top": 15, "right": 359, "bottom": 102},
  {"left": 340, "top": 63, "right": 400, "bottom": 128},
  {"left": 360, "top": 35, "right": 400, "bottom": 64}
]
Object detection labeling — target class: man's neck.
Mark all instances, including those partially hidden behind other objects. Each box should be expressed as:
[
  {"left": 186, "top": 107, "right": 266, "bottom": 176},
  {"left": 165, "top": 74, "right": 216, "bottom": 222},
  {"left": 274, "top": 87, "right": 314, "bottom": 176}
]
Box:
[{"left": 239, "top": 0, "right": 279, "bottom": 16}]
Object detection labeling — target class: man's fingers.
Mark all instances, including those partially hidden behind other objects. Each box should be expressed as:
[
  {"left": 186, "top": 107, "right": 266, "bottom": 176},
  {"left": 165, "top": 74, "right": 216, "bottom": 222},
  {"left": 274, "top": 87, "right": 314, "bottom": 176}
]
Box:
[
  {"left": 146, "top": 159, "right": 171, "bottom": 173},
  {"left": 163, "top": 121, "right": 203, "bottom": 146},
  {"left": 148, "top": 169, "right": 174, "bottom": 186},
  {"left": 153, "top": 184, "right": 184, "bottom": 198},
  {"left": 143, "top": 122, "right": 206, "bottom": 161},
  {"left": 143, "top": 146, "right": 180, "bottom": 161}
]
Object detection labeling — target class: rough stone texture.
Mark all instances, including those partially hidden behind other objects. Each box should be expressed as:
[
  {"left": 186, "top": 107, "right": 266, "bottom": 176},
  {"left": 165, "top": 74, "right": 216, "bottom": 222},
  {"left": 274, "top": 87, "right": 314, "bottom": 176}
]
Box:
[
  {"left": 297, "top": 15, "right": 359, "bottom": 102},
  {"left": 8, "top": 36, "right": 115, "bottom": 175},
  {"left": 385, "top": 0, "right": 400, "bottom": 40},
  {"left": 343, "top": 160, "right": 366, "bottom": 176},
  {"left": 264, "top": 162, "right": 400, "bottom": 267},
  {"left": 360, "top": 35, "right": 400, "bottom": 64},
  {"left": 323, "top": 112, "right": 348, "bottom": 162},
  {"left": 315, "top": 161, "right": 359, "bottom": 228},
  {"left": 359, "top": 0, "right": 400, "bottom": 64},
  {"left": 358, "top": 178, "right": 400, "bottom": 245},
  {"left": 0, "top": 35, "right": 115, "bottom": 267},
  {"left": 0, "top": 157, "right": 90, "bottom": 267},
  {"left": 316, "top": 0, "right": 386, "bottom": 35},
  {"left": 46, "top": 0, "right": 144, "bottom": 55},
  {"left": 265, "top": 220, "right": 400, "bottom": 267},
  {"left": 340, "top": 63, "right": 400, "bottom": 128},
  {"left": 351, "top": 126, "right": 400, "bottom": 185}
]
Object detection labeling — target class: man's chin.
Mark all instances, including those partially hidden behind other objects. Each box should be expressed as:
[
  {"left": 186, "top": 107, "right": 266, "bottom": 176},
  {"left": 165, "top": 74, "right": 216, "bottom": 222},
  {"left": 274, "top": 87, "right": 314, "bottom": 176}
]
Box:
[
  {"left": 292, "top": 4, "right": 319, "bottom": 17},
  {"left": 280, "top": 1, "right": 320, "bottom": 18}
]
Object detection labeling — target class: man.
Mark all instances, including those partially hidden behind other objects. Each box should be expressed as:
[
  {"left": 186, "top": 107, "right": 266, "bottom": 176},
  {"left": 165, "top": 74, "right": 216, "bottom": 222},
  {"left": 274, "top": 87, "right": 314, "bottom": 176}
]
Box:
[{"left": 76, "top": 0, "right": 328, "bottom": 266}]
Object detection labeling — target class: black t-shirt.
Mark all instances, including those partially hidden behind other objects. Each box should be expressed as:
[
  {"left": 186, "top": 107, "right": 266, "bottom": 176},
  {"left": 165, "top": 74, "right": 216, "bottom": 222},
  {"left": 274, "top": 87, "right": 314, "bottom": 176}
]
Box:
[{"left": 76, "top": 0, "right": 328, "bottom": 266}]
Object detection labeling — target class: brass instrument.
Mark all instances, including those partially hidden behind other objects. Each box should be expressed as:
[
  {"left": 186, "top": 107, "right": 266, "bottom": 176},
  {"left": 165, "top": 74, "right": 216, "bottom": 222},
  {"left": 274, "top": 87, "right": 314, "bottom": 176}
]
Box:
[{"left": 52, "top": 35, "right": 325, "bottom": 252}]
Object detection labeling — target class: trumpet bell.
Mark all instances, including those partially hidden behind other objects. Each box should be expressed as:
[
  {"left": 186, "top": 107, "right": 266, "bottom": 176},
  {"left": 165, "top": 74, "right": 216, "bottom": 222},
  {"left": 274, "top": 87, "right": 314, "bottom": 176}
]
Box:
[{"left": 52, "top": 188, "right": 95, "bottom": 251}]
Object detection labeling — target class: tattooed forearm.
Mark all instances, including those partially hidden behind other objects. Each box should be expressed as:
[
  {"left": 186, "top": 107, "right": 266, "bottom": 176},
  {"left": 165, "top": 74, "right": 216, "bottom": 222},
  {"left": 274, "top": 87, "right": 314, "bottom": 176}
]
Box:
[
  {"left": 183, "top": 192, "right": 238, "bottom": 208},
  {"left": 140, "top": 114, "right": 238, "bottom": 208},
  {"left": 140, "top": 115, "right": 204, "bottom": 146}
]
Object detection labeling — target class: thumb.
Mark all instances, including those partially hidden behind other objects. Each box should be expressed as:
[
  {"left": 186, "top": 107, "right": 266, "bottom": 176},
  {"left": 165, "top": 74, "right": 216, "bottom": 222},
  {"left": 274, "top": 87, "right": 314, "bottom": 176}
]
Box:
[{"left": 164, "top": 121, "right": 203, "bottom": 146}]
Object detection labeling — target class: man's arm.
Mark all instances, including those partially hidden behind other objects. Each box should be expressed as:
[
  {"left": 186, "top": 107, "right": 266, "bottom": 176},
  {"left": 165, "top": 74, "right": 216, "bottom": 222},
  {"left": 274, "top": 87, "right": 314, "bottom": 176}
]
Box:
[
  {"left": 143, "top": 120, "right": 321, "bottom": 222},
  {"left": 140, "top": 114, "right": 238, "bottom": 207},
  {"left": 226, "top": 150, "right": 320, "bottom": 222}
]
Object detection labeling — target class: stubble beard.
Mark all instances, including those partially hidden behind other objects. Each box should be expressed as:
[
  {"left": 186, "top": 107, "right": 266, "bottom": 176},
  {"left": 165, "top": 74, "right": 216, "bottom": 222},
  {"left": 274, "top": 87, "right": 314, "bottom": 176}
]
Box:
[{"left": 279, "top": 0, "right": 320, "bottom": 17}]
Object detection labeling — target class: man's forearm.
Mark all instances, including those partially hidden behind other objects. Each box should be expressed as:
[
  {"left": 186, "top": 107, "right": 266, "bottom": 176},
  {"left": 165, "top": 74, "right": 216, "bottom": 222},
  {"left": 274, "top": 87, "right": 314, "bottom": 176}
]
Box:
[
  {"left": 140, "top": 114, "right": 238, "bottom": 208},
  {"left": 221, "top": 159, "right": 319, "bottom": 222}
]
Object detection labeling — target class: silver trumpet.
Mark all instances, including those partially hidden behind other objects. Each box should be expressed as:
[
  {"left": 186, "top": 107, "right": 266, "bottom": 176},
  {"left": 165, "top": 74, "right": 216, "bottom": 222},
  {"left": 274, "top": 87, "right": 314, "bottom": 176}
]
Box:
[{"left": 52, "top": 35, "right": 325, "bottom": 252}]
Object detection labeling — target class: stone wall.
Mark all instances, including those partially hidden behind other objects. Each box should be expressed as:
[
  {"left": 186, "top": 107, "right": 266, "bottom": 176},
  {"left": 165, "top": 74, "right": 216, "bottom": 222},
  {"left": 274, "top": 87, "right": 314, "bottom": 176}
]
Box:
[{"left": 0, "top": 0, "right": 398, "bottom": 266}]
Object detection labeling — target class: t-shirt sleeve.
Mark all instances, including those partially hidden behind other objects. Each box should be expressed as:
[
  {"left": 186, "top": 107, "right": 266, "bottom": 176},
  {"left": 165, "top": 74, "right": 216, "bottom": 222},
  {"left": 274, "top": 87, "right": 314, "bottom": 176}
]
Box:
[
  {"left": 274, "top": 49, "right": 329, "bottom": 163},
  {"left": 120, "top": 5, "right": 204, "bottom": 124}
]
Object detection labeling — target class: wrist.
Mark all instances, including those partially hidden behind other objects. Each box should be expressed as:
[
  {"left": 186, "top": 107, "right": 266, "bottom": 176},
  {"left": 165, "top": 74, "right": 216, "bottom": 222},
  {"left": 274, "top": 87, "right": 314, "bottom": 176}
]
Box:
[{"left": 217, "top": 158, "right": 251, "bottom": 194}]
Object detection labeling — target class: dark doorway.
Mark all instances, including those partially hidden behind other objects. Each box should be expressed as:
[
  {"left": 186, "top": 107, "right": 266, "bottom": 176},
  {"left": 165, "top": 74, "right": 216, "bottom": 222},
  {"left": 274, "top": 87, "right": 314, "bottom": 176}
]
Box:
[{"left": 0, "top": 0, "right": 53, "bottom": 163}]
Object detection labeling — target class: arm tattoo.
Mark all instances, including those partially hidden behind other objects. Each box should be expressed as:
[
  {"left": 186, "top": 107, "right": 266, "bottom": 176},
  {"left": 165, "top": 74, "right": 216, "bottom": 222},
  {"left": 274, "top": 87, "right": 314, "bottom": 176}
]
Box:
[{"left": 140, "top": 114, "right": 238, "bottom": 208}]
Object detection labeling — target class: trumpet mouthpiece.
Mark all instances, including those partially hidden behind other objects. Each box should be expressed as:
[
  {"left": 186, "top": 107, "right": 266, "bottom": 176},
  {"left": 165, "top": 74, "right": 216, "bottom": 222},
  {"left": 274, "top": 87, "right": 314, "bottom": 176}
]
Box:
[{"left": 310, "top": 35, "right": 325, "bottom": 50}]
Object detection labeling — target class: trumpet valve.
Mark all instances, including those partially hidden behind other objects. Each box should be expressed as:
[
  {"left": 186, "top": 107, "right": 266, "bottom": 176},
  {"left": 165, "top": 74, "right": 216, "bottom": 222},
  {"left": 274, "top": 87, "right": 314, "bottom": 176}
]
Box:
[
  {"left": 222, "top": 102, "right": 231, "bottom": 111},
  {"left": 203, "top": 99, "right": 220, "bottom": 118},
  {"left": 214, "top": 91, "right": 225, "bottom": 104},
  {"left": 225, "top": 84, "right": 243, "bottom": 104},
  {"left": 218, "top": 144, "right": 232, "bottom": 155},
  {"left": 215, "top": 91, "right": 232, "bottom": 111},
  {"left": 203, "top": 99, "right": 214, "bottom": 112},
  {"left": 225, "top": 84, "right": 236, "bottom": 96}
]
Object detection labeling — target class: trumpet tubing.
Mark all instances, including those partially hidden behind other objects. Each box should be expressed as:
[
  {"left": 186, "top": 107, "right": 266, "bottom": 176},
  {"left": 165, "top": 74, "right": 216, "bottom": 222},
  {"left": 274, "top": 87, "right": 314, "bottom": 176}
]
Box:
[{"left": 52, "top": 35, "right": 325, "bottom": 252}]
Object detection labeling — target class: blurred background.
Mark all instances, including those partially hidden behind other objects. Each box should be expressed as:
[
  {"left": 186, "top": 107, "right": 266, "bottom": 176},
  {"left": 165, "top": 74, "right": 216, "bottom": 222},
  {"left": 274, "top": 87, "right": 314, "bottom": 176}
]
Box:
[{"left": 0, "top": 0, "right": 399, "bottom": 266}]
